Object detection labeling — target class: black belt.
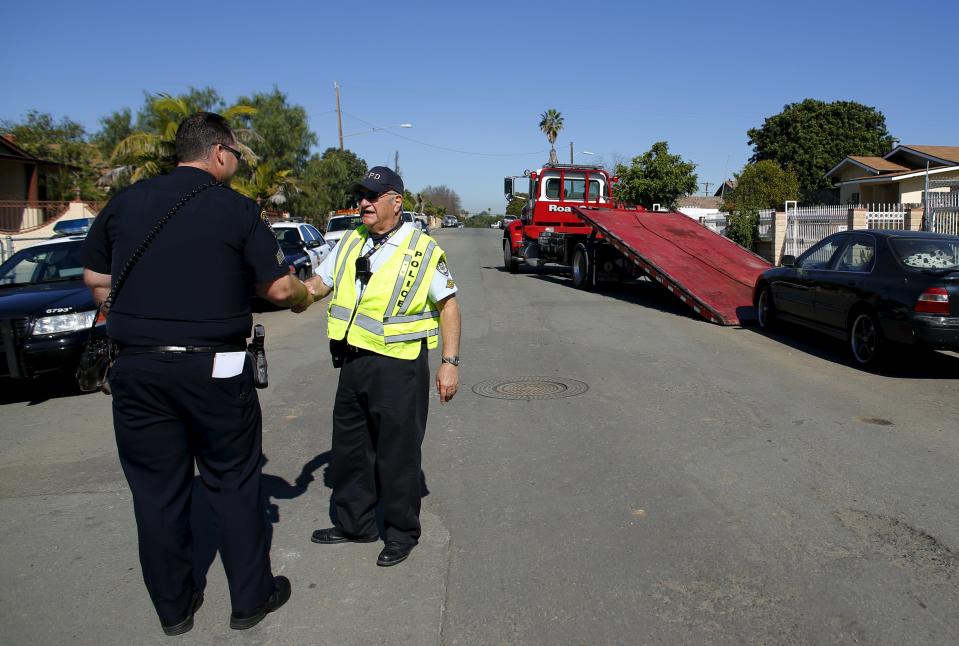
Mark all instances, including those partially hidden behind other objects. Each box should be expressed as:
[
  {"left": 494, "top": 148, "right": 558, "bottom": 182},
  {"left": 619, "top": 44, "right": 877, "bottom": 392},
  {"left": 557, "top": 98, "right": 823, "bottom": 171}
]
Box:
[{"left": 118, "top": 344, "right": 246, "bottom": 356}]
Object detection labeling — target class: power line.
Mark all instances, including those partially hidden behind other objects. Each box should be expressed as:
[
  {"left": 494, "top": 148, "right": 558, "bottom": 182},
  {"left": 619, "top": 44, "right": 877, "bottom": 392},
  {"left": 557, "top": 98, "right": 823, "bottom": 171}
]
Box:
[{"left": 341, "top": 111, "right": 547, "bottom": 158}]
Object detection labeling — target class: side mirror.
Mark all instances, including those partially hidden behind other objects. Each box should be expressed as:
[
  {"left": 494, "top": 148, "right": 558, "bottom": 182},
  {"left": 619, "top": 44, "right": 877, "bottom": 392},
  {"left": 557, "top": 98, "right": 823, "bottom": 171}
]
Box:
[
  {"left": 780, "top": 255, "right": 797, "bottom": 267},
  {"left": 307, "top": 240, "right": 321, "bottom": 249},
  {"left": 504, "top": 177, "right": 514, "bottom": 199}
]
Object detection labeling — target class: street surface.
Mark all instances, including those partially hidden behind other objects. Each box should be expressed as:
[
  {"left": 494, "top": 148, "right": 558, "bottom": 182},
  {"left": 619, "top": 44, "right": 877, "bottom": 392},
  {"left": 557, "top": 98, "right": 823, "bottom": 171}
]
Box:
[{"left": 1, "top": 227, "right": 958, "bottom": 645}]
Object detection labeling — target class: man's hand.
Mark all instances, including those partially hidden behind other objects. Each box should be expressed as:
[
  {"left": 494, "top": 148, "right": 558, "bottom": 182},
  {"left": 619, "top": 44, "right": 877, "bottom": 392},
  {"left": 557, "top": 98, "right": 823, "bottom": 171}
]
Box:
[
  {"left": 437, "top": 363, "right": 458, "bottom": 403},
  {"left": 291, "top": 281, "right": 315, "bottom": 313}
]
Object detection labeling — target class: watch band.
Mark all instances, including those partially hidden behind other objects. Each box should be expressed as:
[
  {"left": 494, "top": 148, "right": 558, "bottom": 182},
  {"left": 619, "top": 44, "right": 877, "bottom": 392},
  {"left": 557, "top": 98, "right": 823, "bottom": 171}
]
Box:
[{"left": 441, "top": 356, "right": 460, "bottom": 366}]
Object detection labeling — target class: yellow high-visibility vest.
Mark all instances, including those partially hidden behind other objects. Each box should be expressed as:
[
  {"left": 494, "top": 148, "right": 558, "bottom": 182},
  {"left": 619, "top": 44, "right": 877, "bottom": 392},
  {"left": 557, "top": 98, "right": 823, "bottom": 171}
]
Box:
[{"left": 327, "top": 226, "right": 443, "bottom": 359}]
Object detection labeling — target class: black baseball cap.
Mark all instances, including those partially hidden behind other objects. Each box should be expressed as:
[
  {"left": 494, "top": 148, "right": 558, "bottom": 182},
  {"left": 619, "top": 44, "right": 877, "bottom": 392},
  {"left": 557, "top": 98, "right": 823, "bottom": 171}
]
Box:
[{"left": 354, "top": 166, "right": 404, "bottom": 196}]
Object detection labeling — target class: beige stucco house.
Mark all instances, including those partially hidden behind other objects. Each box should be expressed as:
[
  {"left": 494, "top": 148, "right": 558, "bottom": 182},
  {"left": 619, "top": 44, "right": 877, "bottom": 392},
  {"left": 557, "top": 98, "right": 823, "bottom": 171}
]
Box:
[{"left": 826, "top": 145, "right": 959, "bottom": 205}]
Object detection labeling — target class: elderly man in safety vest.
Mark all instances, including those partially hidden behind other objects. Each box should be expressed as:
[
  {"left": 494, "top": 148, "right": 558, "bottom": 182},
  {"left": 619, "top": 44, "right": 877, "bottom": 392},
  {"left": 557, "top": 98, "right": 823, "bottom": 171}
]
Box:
[{"left": 296, "top": 166, "right": 461, "bottom": 567}]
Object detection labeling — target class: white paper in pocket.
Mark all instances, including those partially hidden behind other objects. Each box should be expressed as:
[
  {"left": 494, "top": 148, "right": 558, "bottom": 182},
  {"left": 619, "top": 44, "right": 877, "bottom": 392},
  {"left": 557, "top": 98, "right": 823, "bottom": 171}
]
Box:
[{"left": 212, "top": 352, "right": 246, "bottom": 378}]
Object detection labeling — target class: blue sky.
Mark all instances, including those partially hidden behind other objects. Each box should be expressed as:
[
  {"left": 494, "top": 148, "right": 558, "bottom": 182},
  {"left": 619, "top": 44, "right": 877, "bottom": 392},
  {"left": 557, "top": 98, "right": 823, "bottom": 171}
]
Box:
[{"left": 3, "top": 0, "right": 957, "bottom": 214}]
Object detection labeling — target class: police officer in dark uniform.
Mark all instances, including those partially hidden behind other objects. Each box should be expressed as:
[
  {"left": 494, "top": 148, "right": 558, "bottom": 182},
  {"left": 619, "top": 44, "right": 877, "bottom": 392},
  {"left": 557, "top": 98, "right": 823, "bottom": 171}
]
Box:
[{"left": 81, "top": 112, "right": 312, "bottom": 635}]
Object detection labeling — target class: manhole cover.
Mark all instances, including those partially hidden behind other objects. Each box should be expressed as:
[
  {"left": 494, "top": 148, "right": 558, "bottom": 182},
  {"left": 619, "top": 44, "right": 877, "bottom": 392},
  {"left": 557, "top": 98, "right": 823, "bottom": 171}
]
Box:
[{"left": 472, "top": 376, "right": 589, "bottom": 400}]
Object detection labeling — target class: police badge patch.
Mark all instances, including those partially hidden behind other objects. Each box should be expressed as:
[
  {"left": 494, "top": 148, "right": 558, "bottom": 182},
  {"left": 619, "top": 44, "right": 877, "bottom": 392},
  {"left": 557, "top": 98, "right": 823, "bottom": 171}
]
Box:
[
  {"left": 260, "top": 210, "right": 275, "bottom": 232},
  {"left": 437, "top": 261, "right": 449, "bottom": 277}
]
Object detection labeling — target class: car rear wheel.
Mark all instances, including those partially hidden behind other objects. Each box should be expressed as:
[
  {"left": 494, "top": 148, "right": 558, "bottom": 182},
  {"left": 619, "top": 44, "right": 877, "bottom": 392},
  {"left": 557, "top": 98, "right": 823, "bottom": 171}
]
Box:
[
  {"left": 756, "top": 285, "right": 776, "bottom": 329},
  {"left": 849, "top": 310, "right": 884, "bottom": 368},
  {"left": 503, "top": 239, "right": 519, "bottom": 273}
]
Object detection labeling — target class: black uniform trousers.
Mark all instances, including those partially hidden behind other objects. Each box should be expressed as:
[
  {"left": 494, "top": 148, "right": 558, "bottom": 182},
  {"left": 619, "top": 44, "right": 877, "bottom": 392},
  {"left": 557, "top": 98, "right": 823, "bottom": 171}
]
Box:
[
  {"left": 331, "top": 345, "right": 429, "bottom": 545},
  {"left": 109, "top": 352, "right": 273, "bottom": 624}
]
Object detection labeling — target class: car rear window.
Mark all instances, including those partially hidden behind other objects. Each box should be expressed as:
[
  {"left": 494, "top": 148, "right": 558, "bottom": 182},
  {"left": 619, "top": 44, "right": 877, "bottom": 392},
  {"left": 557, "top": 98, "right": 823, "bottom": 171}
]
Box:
[
  {"left": 327, "top": 216, "right": 362, "bottom": 232},
  {"left": 891, "top": 238, "right": 959, "bottom": 269}
]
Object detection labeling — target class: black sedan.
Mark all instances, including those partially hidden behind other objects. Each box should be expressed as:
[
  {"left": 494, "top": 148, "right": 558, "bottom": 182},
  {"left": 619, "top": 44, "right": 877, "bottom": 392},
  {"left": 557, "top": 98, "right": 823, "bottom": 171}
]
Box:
[
  {"left": 0, "top": 237, "right": 105, "bottom": 381},
  {"left": 753, "top": 230, "right": 959, "bottom": 367}
]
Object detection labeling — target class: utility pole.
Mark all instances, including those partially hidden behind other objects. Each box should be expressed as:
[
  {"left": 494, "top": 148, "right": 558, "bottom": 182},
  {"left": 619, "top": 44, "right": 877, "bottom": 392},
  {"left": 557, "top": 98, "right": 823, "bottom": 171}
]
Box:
[
  {"left": 702, "top": 181, "right": 712, "bottom": 196},
  {"left": 570, "top": 142, "right": 574, "bottom": 164},
  {"left": 335, "top": 81, "right": 344, "bottom": 151},
  {"left": 394, "top": 150, "right": 400, "bottom": 176}
]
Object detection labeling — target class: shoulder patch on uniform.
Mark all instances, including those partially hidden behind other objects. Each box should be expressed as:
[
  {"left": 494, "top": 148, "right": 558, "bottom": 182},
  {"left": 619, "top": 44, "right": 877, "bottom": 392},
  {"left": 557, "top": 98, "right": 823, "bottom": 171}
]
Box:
[
  {"left": 437, "top": 260, "right": 449, "bottom": 277},
  {"left": 446, "top": 279, "right": 455, "bottom": 289},
  {"left": 276, "top": 248, "right": 285, "bottom": 265},
  {"left": 260, "top": 210, "right": 275, "bottom": 232}
]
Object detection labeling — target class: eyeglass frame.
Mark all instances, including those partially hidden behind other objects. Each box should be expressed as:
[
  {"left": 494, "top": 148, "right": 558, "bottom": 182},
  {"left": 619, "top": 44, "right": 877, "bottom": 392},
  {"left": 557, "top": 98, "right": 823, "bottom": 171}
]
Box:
[
  {"left": 217, "top": 143, "right": 242, "bottom": 162},
  {"left": 354, "top": 188, "right": 399, "bottom": 203}
]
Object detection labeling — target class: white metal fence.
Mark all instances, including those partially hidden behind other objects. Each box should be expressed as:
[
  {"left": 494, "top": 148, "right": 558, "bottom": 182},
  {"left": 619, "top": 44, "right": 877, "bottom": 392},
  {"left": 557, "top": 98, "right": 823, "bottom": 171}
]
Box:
[
  {"left": 865, "top": 203, "right": 906, "bottom": 229},
  {"left": 784, "top": 205, "right": 848, "bottom": 258},
  {"left": 928, "top": 191, "right": 959, "bottom": 235},
  {"left": 757, "top": 209, "right": 774, "bottom": 240},
  {"left": 700, "top": 212, "right": 729, "bottom": 235}
]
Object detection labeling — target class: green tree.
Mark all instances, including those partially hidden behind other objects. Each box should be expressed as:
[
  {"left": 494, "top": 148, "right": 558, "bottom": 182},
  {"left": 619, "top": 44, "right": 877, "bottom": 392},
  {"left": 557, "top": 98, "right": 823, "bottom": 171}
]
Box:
[
  {"left": 231, "top": 160, "right": 302, "bottom": 208},
  {"left": 111, "top": 92, "right": 256, "bottom": 183},
  {"left": 402, "top": 190, "right": 417, "bottom": 211},
  {"left": 747, "top": 99, "right": 895, "bottom": 199},
  {"left": 539, "top": 108, "right": 563, "bottom": 164},
  {"left": 419, "top": 185, "right": 462, "bottom": 216},
  {"left": 722, "top": 160, "right": 799, "bottom": 249},
  {"left": 614, "top": 141, "right": 698, "bottom": 210},
  {"left": 298, "top": 147, "right": 368, "bottom": 226},
  {"left": 1, "top": 110, "right": 104, "bottom": 200},
  {"left": 234, "top": 87, "right": 316, "bottom": 173},
  {"left": 92, "top": 108, "right": 134, "bottom": 160},
  {"left": 505, "top": 193, "right": 528, "bottom": 216}
]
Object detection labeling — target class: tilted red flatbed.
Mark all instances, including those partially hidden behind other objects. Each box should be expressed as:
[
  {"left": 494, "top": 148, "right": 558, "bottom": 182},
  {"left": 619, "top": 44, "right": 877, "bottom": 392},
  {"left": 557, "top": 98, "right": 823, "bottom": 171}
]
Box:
[{"left": 573, "top": 206, "right": 772, "bottom": 325}]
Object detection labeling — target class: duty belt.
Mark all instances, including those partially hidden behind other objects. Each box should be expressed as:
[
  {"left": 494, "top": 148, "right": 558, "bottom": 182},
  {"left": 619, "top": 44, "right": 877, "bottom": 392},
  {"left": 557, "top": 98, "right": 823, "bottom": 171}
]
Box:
[{"left": 118, "top": 344, "right": 245, "bottom": 356}]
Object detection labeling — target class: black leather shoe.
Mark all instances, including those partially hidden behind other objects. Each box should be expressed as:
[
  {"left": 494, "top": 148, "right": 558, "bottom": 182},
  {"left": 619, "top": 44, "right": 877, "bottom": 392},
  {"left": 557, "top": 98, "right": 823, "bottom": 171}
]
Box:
[
  {"left": 376, "top": 541, "right": 415, "bottom": 567},
  {"left": 229, "top": 575, "right": 291, "bottom": 630},
  {"left": 161, "top": 589, "right": 203, "bottom": 636},
  {"left": 311, "top": 526, "right": 379, "bottom": 544}
]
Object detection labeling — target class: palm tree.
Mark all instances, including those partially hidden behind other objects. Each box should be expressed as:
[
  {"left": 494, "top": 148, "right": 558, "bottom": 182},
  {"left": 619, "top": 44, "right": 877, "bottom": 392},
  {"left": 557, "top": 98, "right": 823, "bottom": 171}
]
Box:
[
  {"left": 109, "top": 94, "right": 257, "bottom": 184},
  {"left": 539, "top": 109, "right": 564, "bottom": 165},
  {"left": 231, "top": 160, "right": 303, "bottom": 208}
]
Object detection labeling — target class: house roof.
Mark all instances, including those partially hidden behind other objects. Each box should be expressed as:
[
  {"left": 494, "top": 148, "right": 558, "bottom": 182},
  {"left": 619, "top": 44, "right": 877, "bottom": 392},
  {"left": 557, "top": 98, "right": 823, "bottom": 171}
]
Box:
[
  {"left": 678, "top": 195, "right": 722, "bottom": 209},
  {"left": 713, "top": 179, "right": 736, "bottom": 197},
  {"left": 835, "top": 164, "right": 959, "bottom": 186},
  {"left": 0, "top": 134, "right": 41, "bottom": 162},
  {"left": 848, "top": 156, "right": 910, "bottom": 172},
  {"left": 893, "top": 145, "right": 959, "bottom": 165}
]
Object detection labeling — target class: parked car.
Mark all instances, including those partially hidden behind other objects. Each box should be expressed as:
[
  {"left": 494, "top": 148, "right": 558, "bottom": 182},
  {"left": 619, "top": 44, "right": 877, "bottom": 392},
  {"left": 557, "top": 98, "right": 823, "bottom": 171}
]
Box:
[
  {"left": 52, "top": 217, "right": 96, "bottom": 238},
  {"left": 753, "top": 230, "right": 959, "bottom": 367},
  {"left": 490, "top": 220, "right": 502, "bottom": 229},
  {"left": 0, "top": 237, "right": 105, "bottom": 381},
  {"left": 324, "top": 214, "right": 363, "bottom": 249},
  {"left": 271, "top": 222, "right": 329, "bottom": 276},
  {"left": 442, "top": 215, "right": 459, "bottom": 228}
]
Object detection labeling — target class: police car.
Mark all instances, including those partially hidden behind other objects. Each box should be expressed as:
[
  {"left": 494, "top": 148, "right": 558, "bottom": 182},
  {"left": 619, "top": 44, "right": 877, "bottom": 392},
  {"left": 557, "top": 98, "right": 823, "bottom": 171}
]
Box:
[
  {"left": 271, "top": 222, "right": 329, "bottom": 278},
  {"left": 0, "top": 236, "right": 105, "bottom": 381}
]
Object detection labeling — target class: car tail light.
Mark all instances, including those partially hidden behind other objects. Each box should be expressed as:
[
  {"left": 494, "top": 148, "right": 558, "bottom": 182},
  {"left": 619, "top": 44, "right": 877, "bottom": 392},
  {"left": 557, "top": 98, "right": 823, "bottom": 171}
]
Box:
[{"left": 915, "top": 287, "right": 950, "bottom": 314}]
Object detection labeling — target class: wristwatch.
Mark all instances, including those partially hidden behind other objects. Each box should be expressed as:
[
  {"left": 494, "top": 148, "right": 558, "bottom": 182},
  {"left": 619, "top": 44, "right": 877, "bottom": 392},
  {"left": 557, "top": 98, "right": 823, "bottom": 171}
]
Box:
[{"left": 441, "top": 356, "right": 460, "bottom": 366}]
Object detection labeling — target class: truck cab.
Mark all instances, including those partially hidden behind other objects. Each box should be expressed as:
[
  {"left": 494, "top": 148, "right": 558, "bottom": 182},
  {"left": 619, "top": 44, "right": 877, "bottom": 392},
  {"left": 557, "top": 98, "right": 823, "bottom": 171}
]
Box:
[{"left": 503, "top": 164, "right": 614, "bottom": 272}]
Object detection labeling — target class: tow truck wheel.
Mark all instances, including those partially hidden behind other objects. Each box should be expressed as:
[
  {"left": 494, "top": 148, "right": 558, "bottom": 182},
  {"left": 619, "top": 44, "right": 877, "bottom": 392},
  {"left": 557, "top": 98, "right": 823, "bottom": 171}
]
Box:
[
  {"left": 503, "top": 239, "right": 519, "bottom": 274},
  {"left": 571, "top": 243, "right": 594, "bottom": 291}
]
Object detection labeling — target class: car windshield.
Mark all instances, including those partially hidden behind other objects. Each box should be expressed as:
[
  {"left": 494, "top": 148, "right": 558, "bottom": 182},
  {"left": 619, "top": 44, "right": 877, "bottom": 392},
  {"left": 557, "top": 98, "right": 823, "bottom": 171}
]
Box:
[
  {"left": 327, "top": 216, "right": 362, "bottom": 232},
  {"left": 274, "top": 228, "right": 302, "bottom": 248},
  {"left": 0, "top": 242, "right": 85, "bottom": 287},
  {"left": 891, "top": 238, "right": 959, "bottom": 270}
]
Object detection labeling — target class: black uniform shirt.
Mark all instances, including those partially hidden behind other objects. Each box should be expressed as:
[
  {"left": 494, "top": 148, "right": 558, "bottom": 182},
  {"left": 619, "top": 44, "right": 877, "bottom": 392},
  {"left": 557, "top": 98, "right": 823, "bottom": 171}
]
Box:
[{"left": 82, "top": 166, "right": 289, "bottom": 346}]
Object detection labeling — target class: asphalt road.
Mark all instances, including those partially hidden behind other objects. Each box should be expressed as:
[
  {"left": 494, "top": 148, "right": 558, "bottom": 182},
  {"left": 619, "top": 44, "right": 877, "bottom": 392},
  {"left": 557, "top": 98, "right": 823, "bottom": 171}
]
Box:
[{"left": 1, "top": 227, "right": 957, "bottom": 645}]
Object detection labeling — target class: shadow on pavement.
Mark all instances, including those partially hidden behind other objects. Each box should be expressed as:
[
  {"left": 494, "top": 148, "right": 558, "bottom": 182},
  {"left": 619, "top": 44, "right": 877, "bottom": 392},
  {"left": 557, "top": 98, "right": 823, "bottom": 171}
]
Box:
[
  {"left": 746, "top": 322, "right": 959, "bottom": 379},
  {"left": 0, "top": 373, "right": 92, "bottom": 406},
  {"left": 190, "top": 452, "right": 332, "bottom": 591}
]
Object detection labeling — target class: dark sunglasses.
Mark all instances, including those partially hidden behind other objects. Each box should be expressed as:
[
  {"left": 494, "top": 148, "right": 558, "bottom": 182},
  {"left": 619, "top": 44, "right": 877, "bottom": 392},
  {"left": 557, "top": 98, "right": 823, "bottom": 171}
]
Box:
[
  {"left": 354, "top": 189, "right": 396, "bottom": 203},
  {"left": 218, "top": 143, "right": 242, "bottom": 162}
]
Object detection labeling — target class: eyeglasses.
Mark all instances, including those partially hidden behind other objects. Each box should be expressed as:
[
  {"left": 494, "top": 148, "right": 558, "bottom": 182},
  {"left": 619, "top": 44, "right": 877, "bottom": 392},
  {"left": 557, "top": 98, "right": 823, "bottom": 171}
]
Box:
[
  {"left": 354, "top": 189, "right": 397, "bottom": 203},
  {"left": 218, "top": 143, "right": 242, "bottom": 162}
]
